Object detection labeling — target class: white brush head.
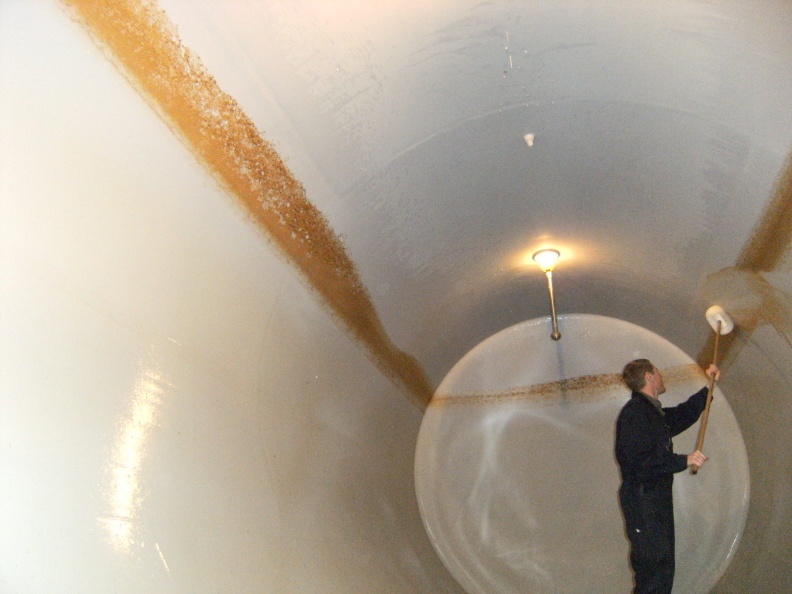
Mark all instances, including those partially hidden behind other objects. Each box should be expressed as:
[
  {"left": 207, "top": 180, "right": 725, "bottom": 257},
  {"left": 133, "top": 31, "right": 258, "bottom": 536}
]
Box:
[{"left": 706, "top": 305, "right": 734, "bottom": 335}]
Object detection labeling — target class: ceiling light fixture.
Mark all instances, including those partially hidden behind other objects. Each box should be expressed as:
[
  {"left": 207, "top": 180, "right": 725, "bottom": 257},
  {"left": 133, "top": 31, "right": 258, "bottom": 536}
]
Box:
[
  {"left": 532, "top": 248, "right": 559, "bottom": 272},
  {"left": 532, "top": 249, "right": 562, "bottom": 340}
]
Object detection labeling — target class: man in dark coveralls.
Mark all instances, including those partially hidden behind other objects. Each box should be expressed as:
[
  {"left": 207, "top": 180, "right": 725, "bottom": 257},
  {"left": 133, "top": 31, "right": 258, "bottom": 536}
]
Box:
[{"left": 615, "top": 359, "right": 719, "bottom": 594}]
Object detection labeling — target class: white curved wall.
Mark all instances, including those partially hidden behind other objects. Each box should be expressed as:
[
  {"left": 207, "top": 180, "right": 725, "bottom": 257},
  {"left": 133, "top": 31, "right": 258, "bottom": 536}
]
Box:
[
  {"left": 0, "top": 3, "right": 460, "bottom": 592},
  {"left": 2, "top": 1, "right": 792, "bottom": 593}
]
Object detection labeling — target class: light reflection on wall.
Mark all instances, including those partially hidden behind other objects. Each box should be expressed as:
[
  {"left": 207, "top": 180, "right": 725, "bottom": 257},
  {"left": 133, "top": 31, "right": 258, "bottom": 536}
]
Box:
[{"left": 98, "top": 357, "right": 171, "bottom": 554}]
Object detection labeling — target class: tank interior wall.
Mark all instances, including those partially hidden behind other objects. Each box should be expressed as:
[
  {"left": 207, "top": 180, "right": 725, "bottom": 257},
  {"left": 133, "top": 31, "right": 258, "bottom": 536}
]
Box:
[
  {"left": 2, "top": 1, "right": 792, "bottom": 593},
  {"left": 0, "top": 3, "right": 460, "bottom": 591}
]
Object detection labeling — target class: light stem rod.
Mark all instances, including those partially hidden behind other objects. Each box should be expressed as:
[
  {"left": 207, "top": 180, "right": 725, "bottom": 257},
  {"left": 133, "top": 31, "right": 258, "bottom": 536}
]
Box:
[{"left": 546, "top": 270, "right": 561, "bottom": 341}]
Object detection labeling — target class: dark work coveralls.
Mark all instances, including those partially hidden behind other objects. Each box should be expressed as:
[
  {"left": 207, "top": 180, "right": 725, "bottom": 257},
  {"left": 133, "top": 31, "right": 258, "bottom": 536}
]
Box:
[{"left": 615, "top": 387, "right": 707, "bottom": 594}]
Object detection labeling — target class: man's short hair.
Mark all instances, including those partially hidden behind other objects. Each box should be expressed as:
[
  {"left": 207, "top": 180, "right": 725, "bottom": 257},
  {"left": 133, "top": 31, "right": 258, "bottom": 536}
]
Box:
[{"left": 622, "top": 359, "right": 655, "bottom": 392}]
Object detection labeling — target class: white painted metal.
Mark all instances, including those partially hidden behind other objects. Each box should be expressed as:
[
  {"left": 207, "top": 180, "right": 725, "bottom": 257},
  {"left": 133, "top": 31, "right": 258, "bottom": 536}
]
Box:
[
  {"left": 416, "top": 314, "right": 749, "bottom": 593},
  {"left": 2, "top": 0, "right": 791, "bottom": 592}
]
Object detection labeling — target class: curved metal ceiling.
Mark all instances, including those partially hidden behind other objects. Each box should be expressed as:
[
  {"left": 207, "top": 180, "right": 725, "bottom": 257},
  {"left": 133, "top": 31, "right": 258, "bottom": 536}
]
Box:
[{"left": 156, "top": 0, "right": 792, "bottom": 381}]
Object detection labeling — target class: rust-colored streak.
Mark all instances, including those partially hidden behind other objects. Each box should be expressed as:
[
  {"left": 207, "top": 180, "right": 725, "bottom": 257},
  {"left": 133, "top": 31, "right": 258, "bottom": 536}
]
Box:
[
  {"left": 735, "top": 153, "right": 792, "bottom": 272},
  {"left": 697, "top": 151, "right": 792, "bottom": 368},
  {"left": 61, "top": 0, "right": 433, "bottom": 408},
  {"left": 431, "top": 364, "right": 705, "bottom": 407},
  {"left": 695, "top": 332, "right": 738, "bottom": 372},
  {"left": 697, "top": 269, "right": 792, "bottom": 370}
]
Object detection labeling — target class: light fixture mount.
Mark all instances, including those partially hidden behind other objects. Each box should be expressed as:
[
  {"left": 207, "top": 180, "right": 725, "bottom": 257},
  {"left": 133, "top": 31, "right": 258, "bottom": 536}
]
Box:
[{"left": 531, "top": 248, "right": 562, "bottom": 340}]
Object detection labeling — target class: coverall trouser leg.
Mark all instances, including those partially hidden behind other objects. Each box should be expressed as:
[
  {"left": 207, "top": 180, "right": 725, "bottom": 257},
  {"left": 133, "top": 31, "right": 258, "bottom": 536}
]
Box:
[{"left": 621, "top": 483, "right": 676, "bottom": 594}]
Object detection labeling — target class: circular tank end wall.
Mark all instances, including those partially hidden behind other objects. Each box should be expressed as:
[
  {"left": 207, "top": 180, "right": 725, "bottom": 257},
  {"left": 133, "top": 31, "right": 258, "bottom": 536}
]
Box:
[{"left": 416, "top": 314, "right": 749, "bottom": 594}]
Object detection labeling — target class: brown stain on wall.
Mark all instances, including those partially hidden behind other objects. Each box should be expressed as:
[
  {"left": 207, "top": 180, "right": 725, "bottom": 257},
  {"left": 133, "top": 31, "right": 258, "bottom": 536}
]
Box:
[
  {"left": 61, "top": 0, "right": 434, "bottom": 408},
  {"left": 697, "top": 153, "right": 792, "bottom": 369},
  {"left": 431, "top": 364, "right": 705, "bottom": 407},
  {"left": 735, "top": 153, "right": 792, "bottom": 273}
]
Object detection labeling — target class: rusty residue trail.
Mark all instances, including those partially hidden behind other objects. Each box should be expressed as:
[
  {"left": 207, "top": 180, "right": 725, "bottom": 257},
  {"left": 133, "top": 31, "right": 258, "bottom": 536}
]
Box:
[
  {"left": 697, "top": 152, "right": 792, "bottom": 369},
  {"left": 431, "top": 364, "right": 705, "bottom": 407},
  {"left": 735, "top": 153, "right": 792, "bottom": 272},
  {"left": 697, "top": 269, "right": 792, "bottom": 369},
  {"left": 61, "top": 0, "right": 433, "bottom": 408}
]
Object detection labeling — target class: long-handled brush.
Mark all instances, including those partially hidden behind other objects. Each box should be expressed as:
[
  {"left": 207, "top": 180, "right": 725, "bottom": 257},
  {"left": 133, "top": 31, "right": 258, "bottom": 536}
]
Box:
[{"left": 691, "top": 305, "right": 735, "bottom": 474}]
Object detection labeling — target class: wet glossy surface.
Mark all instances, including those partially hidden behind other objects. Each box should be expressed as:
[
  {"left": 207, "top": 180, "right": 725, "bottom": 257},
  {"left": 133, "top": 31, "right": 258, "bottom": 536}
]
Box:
[
  {"left": 416, "top": 314, "right": 749, "bottom": 593},
  {"left": 0, "top": 3, "right": 460, "bottom": 592}
]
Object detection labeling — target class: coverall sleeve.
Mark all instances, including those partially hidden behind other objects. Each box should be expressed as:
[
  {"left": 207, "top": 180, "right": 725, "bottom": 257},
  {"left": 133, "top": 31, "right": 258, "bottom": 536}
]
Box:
[
  {"left": 663, "top": 387, "right": 708, "bottom": 437},
  {"left": 616, "top": 403, "right": 688, "bottom": 483}
]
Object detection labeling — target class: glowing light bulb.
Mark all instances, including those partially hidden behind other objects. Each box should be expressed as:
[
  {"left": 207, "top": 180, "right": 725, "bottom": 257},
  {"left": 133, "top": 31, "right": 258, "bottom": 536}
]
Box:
[{"left": 532, "top": 249, "right": 560, "bottom": 272}]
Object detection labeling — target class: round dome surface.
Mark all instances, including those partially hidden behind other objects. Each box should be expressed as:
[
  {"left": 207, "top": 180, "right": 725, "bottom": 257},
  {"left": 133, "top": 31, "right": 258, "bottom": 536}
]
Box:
[{"left": 415, "top": 314, "right": 749, "bottom": 593}]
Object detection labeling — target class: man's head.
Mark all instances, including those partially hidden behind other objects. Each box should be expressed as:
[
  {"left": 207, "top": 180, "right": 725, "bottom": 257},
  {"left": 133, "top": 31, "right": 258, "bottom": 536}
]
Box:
[{"left": 622, "top": 358, "right": 666, "bottom": 397}]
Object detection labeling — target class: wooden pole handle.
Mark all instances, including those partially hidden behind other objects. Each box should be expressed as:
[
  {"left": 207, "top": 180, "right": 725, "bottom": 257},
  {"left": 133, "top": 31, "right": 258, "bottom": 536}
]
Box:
[{"left": 691, "top": 321, "right": 721, "bottom": 475}]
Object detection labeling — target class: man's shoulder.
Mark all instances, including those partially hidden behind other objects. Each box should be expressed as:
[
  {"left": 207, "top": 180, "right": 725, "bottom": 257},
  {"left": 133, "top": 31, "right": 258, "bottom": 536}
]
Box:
[
  {"left": 618, "top": 393, "right": 653, "bottom": 417},
  {"left": 619, "top": 392, "right": 645, "bottom": 408}
]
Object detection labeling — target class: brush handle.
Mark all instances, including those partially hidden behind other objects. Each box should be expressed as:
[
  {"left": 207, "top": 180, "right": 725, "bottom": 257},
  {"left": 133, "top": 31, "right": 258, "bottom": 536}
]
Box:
[
  {"left": 691, "top": 378, "right": 715, "bottom": 474},
  {"left": 691, "top": 321, "right": 721, "bottom": 474}
]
